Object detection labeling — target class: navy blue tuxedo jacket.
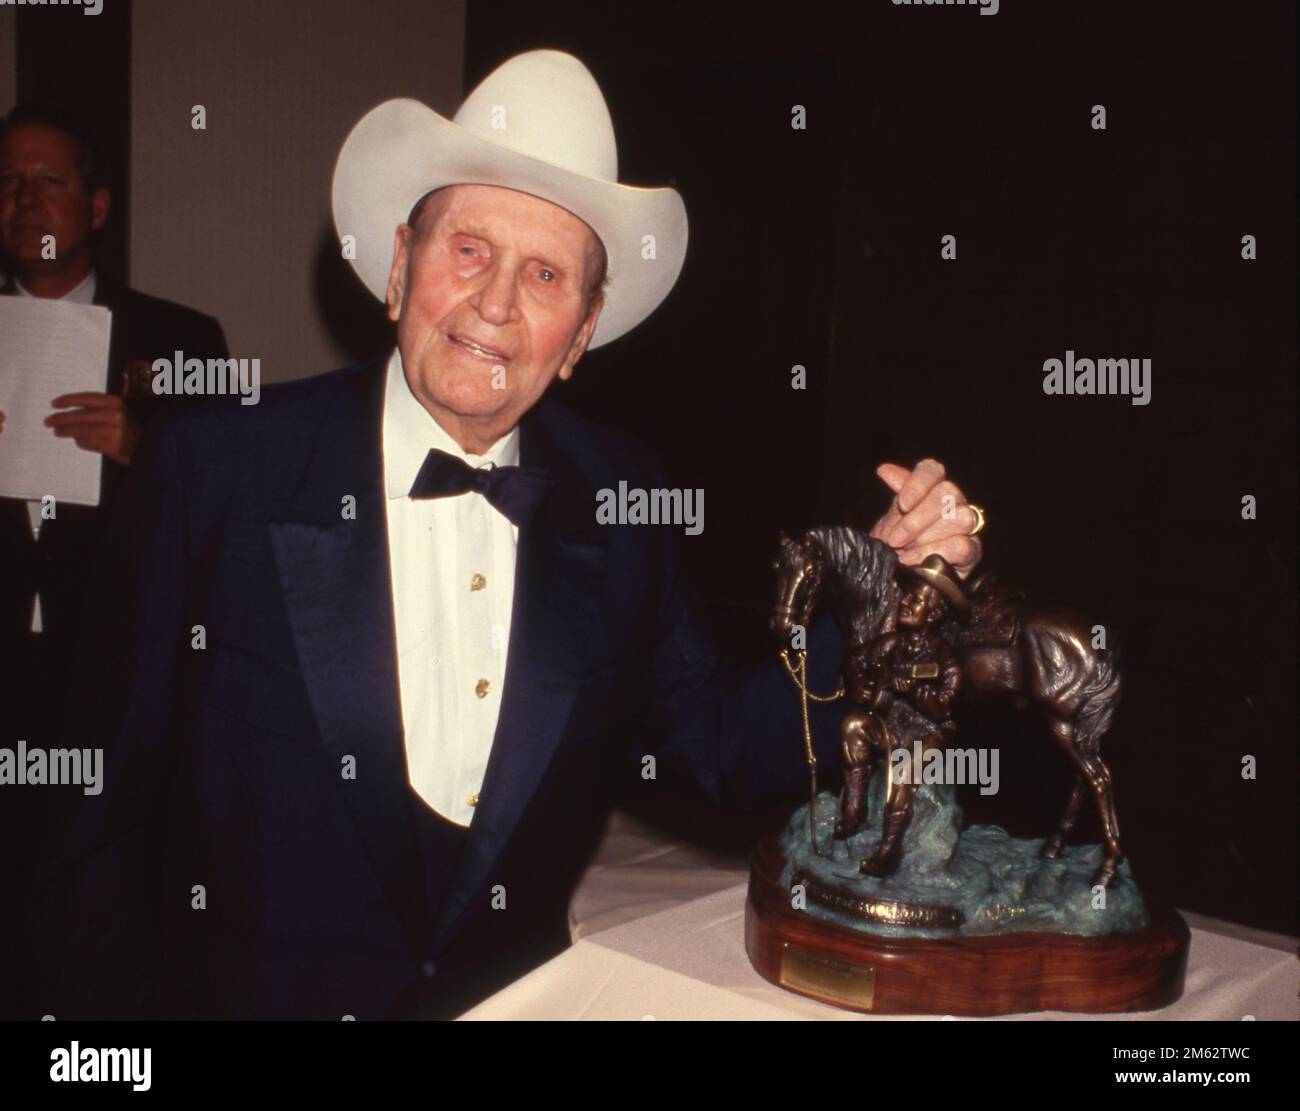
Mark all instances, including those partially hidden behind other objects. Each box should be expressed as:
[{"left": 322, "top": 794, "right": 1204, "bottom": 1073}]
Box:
[{"left": 34, "top": 358, "right": 844, "bottom": 1020}]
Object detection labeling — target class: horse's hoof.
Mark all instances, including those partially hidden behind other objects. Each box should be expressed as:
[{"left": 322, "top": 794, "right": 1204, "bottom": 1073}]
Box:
[
  {"left": 859, "top": 854, "right": 896, "bottom": 878},
  {"left": 1090, "top": 860, "right": 1121, "bottom": 888},
  {"left": 1040, "top": 835, "right": 1063, "bottom": 860}
]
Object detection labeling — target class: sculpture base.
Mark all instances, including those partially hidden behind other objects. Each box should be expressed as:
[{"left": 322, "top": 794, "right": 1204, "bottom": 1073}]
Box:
[{"left": 745, "top": 834, "right": 1190, "bottom": 1015}]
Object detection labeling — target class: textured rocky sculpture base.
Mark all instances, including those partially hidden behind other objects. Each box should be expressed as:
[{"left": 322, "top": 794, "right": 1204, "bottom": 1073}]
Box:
[
  {"left": 781, "top": 784, "right": 1149, "bottom": 938},
  {"left": 746, "top": 825, "right": 1190, "bottom": 1015}
]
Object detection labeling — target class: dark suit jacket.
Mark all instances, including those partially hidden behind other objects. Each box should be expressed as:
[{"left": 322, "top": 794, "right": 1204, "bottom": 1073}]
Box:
[
  {"left": 33, "top": 359, "right": 845, "bottom": 1020},
  {"left": 1, "top": 271, "right": 229, "bottom": 717}
]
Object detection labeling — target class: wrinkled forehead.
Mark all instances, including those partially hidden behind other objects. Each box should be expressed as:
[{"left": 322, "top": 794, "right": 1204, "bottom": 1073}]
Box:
[
  {"left": 411, "top": 182, "right": 602, "bottom": 263},
  {"left": 0, "top": 122, "right": 82, "bottom": 169}
]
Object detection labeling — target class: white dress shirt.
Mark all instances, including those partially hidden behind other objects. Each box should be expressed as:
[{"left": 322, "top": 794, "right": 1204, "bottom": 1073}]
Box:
[
  {"left": 19, "top": 269, "right": 98, "bottom": 632},
  {"left": 381, "top": 348, "right": 519, "bottom": 826}
]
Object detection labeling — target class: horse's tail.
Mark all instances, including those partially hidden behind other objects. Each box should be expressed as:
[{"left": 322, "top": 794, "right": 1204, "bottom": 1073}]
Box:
[{"left": 1075, "top": 636, "right": 1122, "bottom": 754}]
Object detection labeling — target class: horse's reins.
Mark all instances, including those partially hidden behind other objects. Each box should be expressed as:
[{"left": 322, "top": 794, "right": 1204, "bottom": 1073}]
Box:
[{"left": 779, "top": 647, "right": 844, "bottom": 856}]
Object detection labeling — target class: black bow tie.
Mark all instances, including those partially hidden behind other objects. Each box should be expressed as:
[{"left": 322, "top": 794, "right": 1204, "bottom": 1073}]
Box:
[{"left": 408, "top": 448, "right": 553, "bottom": 528}]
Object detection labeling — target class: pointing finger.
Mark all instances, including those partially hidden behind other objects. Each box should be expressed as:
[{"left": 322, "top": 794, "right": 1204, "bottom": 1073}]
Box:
[{"left": 894, "top": 458, "right": 946, "bottom": 514}]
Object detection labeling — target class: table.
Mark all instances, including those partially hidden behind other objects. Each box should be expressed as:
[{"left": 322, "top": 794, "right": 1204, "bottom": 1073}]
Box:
[{"left": 460, "top": 806, "right": 1297, "bottom": 1021}]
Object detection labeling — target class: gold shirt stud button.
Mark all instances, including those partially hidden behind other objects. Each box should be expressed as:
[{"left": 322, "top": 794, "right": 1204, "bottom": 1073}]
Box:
[
  {"left": 468, "top": 793, "right": 479, "bottom": 808},
  {"left": 475, "top": 678, "right": 490, "bottom": 699},
  {"left": 470, "top": 573, "right": 486, "bottom": 591}
]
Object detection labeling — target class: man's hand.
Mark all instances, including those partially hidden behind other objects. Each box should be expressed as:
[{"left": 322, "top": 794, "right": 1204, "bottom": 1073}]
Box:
[
  {"left": 45, "top": 392, "right": 142, "bottom": 466},
  {"left": 869, "top": 458, "right": 982, "bottom": 577}
]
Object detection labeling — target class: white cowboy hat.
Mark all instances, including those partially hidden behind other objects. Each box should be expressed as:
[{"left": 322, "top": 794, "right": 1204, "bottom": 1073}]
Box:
[{"left": 331, "top": 49, "right": 688, "bottom": 349}]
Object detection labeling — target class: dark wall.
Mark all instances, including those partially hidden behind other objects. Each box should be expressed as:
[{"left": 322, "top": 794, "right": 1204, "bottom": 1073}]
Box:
[{"left": 468, "top": 1, "right": 1296, "bottom": 934}]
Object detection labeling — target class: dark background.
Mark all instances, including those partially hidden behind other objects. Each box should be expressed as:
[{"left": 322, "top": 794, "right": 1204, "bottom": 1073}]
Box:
[
  {"left": 464, "top": 0, "right": 1297, "bottom": 934},
  {"left": 11, "top": 0, "right": 1295, "bottom": 934}
]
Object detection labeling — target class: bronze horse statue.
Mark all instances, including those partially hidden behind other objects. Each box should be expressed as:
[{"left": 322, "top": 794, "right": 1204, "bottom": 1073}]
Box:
[{"left": 769, "top": 526, "right": 1125, "bottom": 887}]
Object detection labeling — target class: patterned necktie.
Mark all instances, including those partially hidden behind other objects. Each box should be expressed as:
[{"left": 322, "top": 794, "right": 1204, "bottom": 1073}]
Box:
[{"left": 408, "top": 448, "right": 553, "bottom": 528}]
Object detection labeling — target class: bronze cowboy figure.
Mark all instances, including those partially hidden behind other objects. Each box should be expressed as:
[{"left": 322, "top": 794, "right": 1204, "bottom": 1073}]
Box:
[{"left": 837, "top": 557, "right": 964, "bottom": 877}]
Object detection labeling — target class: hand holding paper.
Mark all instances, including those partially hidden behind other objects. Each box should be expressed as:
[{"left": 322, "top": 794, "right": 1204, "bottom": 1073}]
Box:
[{"left": 0, "top": 295, "right": 112, "bottom": 506}]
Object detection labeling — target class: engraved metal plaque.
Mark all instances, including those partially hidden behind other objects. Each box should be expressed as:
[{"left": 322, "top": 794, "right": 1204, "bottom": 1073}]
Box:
[{"left": 779, "top": 943, "right": 876, "bottom": 1010}]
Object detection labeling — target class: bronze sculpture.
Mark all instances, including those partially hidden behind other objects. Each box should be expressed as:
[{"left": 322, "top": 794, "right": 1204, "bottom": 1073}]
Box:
[
  {"left": 770, "top": 526, "right": 1124, "bottom": 887},
  {"left": 748, "top": 525, "right": 1189, "bottom": 1015}
]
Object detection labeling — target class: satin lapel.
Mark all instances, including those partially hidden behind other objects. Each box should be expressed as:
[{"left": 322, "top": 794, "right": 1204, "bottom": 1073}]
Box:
[
  {"left": 268, "top": 362, "right": 430, "bottom": 951},
  {"left": 433, "top": 404, "right": 609, "bottom": 942}
]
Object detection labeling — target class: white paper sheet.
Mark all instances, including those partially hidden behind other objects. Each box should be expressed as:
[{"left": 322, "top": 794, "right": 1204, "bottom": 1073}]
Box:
[{"left": 0, "top": 295, "right": 111, "bottom": 507}]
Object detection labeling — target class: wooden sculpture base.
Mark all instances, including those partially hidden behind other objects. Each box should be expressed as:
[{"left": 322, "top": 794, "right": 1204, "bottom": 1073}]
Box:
[{"left": 745, "top": 834, "right": 1189, "bottom": 1015}]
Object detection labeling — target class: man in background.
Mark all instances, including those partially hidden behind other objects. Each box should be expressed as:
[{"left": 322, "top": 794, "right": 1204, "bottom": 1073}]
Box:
[{"left": 0, "top": 104, "right": 228, "bottom": 1019}]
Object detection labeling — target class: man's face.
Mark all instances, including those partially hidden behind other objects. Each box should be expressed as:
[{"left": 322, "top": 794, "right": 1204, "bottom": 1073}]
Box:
[
  {"left": 898, "top": 583, "right": 941, "bottom": 628},
  {"left": 385, "top": 183, "right": 604, "bottom": 452},
  {"left": 0, "top": 123, "right": 107, "bottom": 270}
]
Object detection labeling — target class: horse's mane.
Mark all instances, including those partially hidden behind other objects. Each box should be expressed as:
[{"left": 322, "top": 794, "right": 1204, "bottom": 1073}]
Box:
[{"left": 805, "top": 526, "right": 901, "bottom": 646}]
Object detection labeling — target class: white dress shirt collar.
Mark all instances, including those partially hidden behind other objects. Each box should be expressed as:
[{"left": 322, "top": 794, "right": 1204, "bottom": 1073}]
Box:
[
  {"left": 382, "top": 347, "right": 520, "bottom": 501},
  {"left": 15, "top": 268, "right": 97, "bottom": 304}
]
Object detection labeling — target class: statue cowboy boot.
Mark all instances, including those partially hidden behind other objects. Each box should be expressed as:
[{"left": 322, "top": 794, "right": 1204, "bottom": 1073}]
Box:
[{"left": 859, "top": 781, "right": 915, "bottom": 877}]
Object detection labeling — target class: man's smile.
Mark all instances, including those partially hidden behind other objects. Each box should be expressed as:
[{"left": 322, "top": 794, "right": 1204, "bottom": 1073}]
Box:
[{"left": 447, "top": 332, "right": 510, "bottom": 362}]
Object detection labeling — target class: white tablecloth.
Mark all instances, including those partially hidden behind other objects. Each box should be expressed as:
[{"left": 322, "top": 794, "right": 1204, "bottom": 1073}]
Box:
[{"left": 462, "top": 806, "right": 1297, "bottom": 1021}]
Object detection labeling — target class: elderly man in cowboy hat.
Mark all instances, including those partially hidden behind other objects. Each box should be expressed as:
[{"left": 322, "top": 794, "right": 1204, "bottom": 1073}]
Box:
[{"left": 32, "top": 51, "right": 984, "bottom": 1020}]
